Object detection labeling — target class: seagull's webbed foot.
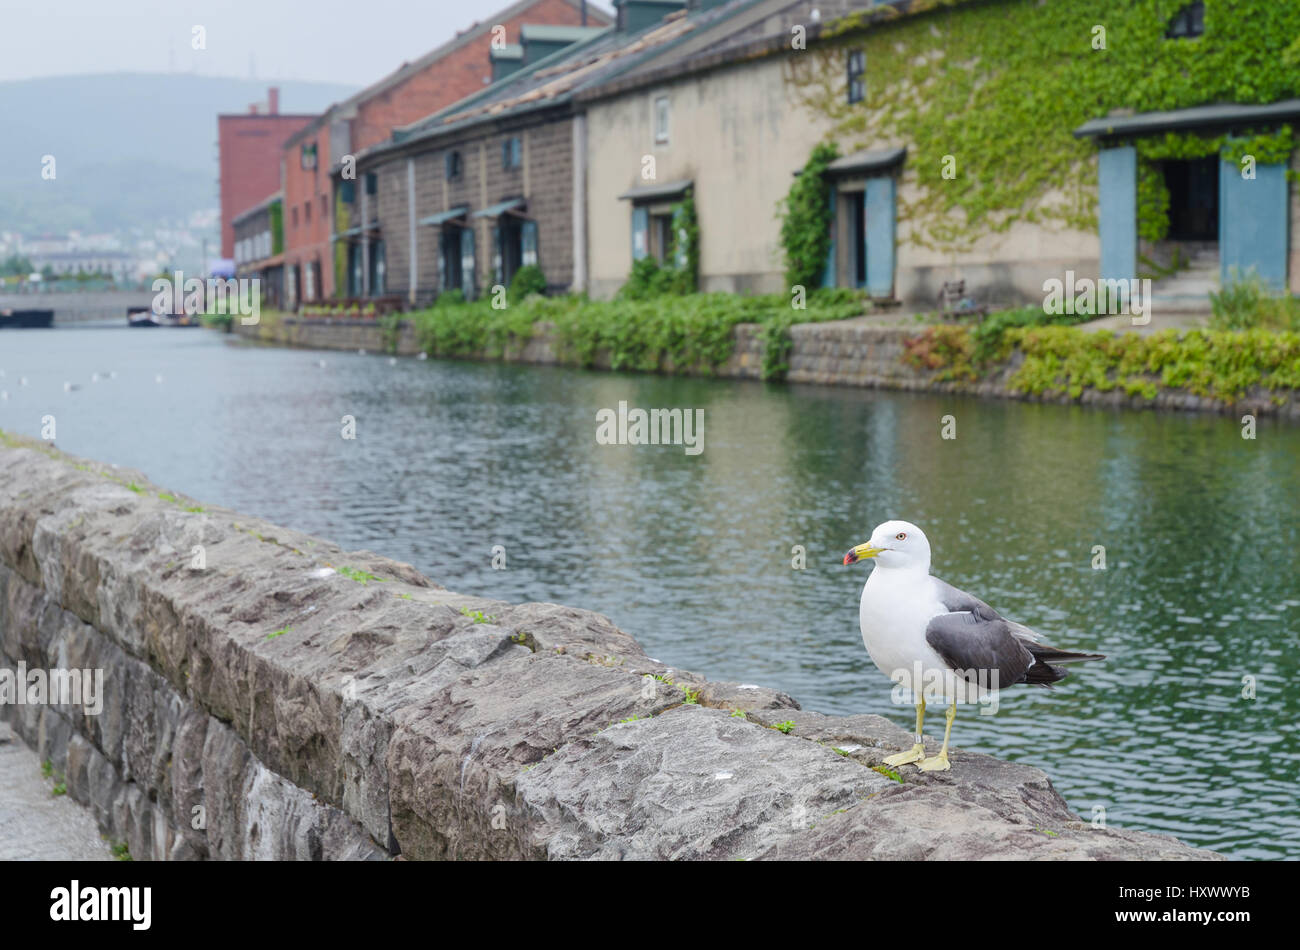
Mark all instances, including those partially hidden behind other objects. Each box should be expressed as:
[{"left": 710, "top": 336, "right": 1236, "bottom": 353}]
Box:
[
  {"left": 916, "top": 751, "right": 951, "bottom": 772},
  {"left": 882, "top": 743, "right": 926, "bottom": 767}
]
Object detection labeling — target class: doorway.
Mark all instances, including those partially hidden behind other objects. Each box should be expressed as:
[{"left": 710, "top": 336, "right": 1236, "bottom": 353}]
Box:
[
  {"left": 1163, "top": 156, "right": 1219, "bottom": 241},
  {"left": 851, "top": 191, "right": 867, "bottom": 288}
]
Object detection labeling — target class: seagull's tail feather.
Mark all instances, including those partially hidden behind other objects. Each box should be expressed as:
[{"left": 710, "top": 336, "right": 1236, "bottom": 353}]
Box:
[
  {"left": 1030, "top": 644, "right": 1106, "bottom": 664},
  {"left": 1021, "top": 642, "right": 1105, "bottom": 687}
]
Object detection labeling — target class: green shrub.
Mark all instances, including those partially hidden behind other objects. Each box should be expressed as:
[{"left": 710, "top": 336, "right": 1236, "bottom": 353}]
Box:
[
  {"left": 907, "top": 321, "right": 1300, "bottom": 402},
  {"left": 617, "top": 257, "right": 678, "bottom": 301},
  {"left": 1210, "top": 269, "right": 1300, "bottom": 332},
  {"left": 408, "top": 289, "right": 864, "bottom": 380},
  {"left": 508, "top": 264, "right": 547, "bottom": 302}
]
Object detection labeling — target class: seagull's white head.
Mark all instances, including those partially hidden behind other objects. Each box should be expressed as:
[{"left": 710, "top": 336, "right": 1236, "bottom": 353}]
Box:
[{"left": 843, "top": 520, "right": 931, "bottom": 573}]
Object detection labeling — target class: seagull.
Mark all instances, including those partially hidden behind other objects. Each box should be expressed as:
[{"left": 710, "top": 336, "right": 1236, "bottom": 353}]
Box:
[{"left": 844, "top": 520, "right": 1104, "bottom": 772}]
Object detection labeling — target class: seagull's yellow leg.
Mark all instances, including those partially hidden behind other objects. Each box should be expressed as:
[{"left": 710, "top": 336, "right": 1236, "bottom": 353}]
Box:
[
  {"left": 917, "top": 700, "right": 955, "bottom": 772},
  {"left": 883, "top": 696, "right": 926, "bottom": 766}
]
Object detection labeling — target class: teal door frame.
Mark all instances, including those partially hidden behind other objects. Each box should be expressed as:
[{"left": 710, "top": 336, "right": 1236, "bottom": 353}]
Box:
[
  {"left": 1098, "top": 145, "right": 1137, "bottom": 282},
  {"left": 1220, "top": 156, "right": 1289, "bottom": 290},
  {"left": 864, "top": 176, "right": 896, "bottom": 299}
]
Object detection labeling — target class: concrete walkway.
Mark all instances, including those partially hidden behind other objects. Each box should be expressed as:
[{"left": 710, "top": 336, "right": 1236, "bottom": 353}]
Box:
[{"left": 0, "top": 723, "right": 114, "bottom": 860}]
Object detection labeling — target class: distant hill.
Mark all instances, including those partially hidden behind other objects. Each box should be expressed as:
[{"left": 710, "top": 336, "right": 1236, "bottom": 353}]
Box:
[{"left": 0, "top": 73, "right": 357, "bottom": 236}]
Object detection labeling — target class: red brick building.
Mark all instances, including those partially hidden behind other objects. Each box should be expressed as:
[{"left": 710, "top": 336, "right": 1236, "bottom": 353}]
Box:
[
  {"left": 216, "top": 87, "right": 316, "bottom": 259},
  {"left": 279, "top": 0, "right": 610, "bottom": 304}
]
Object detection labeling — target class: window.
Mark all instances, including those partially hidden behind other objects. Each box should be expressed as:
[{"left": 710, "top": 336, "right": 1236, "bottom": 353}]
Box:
[
  {"left": 653, "top": 95, "right": 670, "bottom": 144},
  {"left": 364, "top": 172, "right": 377, "bottom": 196},
  {"left": 301, "top": 142, "right": 317, "bottom": 170},
  {"left": 439, "top": 228, "right": 463, "bottom": 292},
  {"left": 502, "top": 136, "right": 522, "bottom": 170},
  {"left": 320, "top": 194, "right": 328, "bottom": 219},
  {"left": 445, "top": 150, "right": 463, "bottom": 181},
  {"left": 651, "top": 212, "right": 673, "bottom": 264},
  {"left": 291, "top": 206, "right": 298, "bottom": 229},
  {"left": 304, "top": 201, "right": 312, "bottom": 223},
  {"left": 847, "top": 50, "right": 866, "bottom": 104},
  {"left": 340, "top": 179, "right": 355, "bottom": 204},
  {"left": 370, "top": 239, "right": 386, "bottom": 296},
  {"left": 1167, "top": 1, "right": 1204, "bottom": 39}
]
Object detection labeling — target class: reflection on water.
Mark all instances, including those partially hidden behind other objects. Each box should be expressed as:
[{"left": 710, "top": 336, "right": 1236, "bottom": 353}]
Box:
[{"left": 1, "top": 326, "right": 1297, "bottom": 858}]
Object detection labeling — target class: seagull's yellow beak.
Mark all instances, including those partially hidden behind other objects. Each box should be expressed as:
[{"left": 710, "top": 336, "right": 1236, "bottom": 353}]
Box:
[{"left": 843, "top": 543, "right": 883, "bottom": 566}]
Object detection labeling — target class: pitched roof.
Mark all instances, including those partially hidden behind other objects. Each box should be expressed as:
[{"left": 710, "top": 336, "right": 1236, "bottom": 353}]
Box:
[
  {"left": 371, "top": 0, "right": 764, "bottom": 157},
  {"left": 284, "top": 0, "right": 611, "bottom": 149},
  {"left": 575, "top": 0, "right": 965, "bottom": 103}
]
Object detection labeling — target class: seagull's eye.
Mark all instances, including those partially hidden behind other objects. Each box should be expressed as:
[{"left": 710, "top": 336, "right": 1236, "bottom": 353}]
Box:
[{"left": 895, "top": 532, "right": 907, "bottom": 540}]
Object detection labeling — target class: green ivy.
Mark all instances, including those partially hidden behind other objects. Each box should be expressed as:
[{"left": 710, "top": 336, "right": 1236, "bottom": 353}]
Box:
[
  {"left": 779, "top": 142, "right": 839, "bottom": 290},
  {"left": 268, "top": 200, "right": 284, "bottom": 257},
  {"left": 334, "top": 191, "right": 351, "bottom": 298},
  {"left": 669, "top": 188, "right": 700, "bottom": 294},
  {"left": 791, "top": 0, "right": 1300, "bottom": 253}
]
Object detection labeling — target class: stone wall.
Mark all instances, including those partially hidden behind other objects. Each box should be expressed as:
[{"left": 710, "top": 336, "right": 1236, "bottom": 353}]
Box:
[
  {"left": 233, "top": 316, "right": 1300, "bottom": 420},
  {"left": 0, "top": 436, "right": 1220, "bottom": 860}
]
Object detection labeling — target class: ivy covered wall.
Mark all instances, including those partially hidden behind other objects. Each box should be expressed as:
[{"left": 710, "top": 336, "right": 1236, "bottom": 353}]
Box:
[{"left": 786, "top": 0, "right": 1300, "bottom": 255}]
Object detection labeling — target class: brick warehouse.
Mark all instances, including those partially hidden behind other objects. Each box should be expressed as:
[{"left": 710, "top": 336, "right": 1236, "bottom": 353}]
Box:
[
  {"left": 273, "top": 0, "right": 609, "bottom": 305},
  {"left": 349, "top": 0, "right": 746, "bottom": 304},
  {"left": 216, "top": 87, "right": 315, "bottom": 259}
]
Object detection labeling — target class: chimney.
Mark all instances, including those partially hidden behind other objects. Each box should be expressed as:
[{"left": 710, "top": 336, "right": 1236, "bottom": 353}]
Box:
[{"left": 267, "top": 86, "right": 280, "bottom": 115}]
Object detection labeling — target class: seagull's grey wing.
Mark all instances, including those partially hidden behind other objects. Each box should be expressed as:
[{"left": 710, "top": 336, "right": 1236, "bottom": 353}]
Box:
[
  {"left": 929, "top": 576, "right": 1101, "bottom": 686},
  {"left": 924, "top": 609, "right": 1036, "bottom": 688},
  {"left": 933, "top": 576, "right": 1000, "bottom": 620},
  {"left": 934, "top": 576, "right": 1042, "bottom": 642}
]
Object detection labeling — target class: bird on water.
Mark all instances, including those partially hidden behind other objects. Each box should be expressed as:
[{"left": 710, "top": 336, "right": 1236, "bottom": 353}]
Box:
[{"left": 844, "top": 520, "right": 1104, "bottom": 772}]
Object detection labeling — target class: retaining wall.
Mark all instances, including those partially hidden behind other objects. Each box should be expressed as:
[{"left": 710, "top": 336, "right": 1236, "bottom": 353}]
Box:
[{"left": 232, "top": 316, "right": 1300, "bottom": 420}]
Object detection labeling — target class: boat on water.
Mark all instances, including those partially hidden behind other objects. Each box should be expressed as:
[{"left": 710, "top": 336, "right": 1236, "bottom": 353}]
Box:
[
  {"left": 128, "top": 306, "right": 200, "bottom": 327},
  {"left": 0, "top": 308, "right": 54, "bottom": 329}
]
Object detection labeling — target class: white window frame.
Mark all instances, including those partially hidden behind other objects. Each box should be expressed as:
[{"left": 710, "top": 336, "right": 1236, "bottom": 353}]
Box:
[{"left": 652, "top": 94, "right": 670, "bottom": 145}]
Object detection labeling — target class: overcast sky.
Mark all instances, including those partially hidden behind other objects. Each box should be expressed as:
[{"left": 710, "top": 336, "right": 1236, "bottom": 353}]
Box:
[{"left": 0, "top": 0, "right": 613, "bottom": 85}]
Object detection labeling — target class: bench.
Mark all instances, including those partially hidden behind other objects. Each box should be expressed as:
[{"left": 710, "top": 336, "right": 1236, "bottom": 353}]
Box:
[{"left": 937, "top": 279, "right": 988, "bottom": 320}]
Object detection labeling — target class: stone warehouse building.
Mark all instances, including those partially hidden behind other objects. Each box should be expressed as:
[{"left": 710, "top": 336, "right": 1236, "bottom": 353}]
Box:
[
  {"left": 577, "top": 0, "right": 1300, "bottom": 310},
  {"left": 349, "top": 0, "right": 755, "bottom": 303},
  {"left": 231, "top": 0, "right": 609, "bottom": 306}
]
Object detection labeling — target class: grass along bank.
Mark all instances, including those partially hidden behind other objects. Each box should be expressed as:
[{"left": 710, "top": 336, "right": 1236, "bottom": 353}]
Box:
[
  {"left": 405, "top": 288, "right": 868, "bottom": 381},
  {"left": 903, "top": 273, "right": 1300, "bottom": 405}
]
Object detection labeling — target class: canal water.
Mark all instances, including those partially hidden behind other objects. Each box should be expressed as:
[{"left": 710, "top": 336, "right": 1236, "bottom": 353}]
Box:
[{"left": 1, "top": 325, "right": 1297, "bottom": 859}]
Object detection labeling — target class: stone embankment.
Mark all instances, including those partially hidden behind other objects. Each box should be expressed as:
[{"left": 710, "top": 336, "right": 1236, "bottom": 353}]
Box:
[
  {"left": 233, "top": 316, "right": 1300, "bottom": 420},
  {"left": 0, "top": 435, "right": 1221, "bottom": 859}
]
